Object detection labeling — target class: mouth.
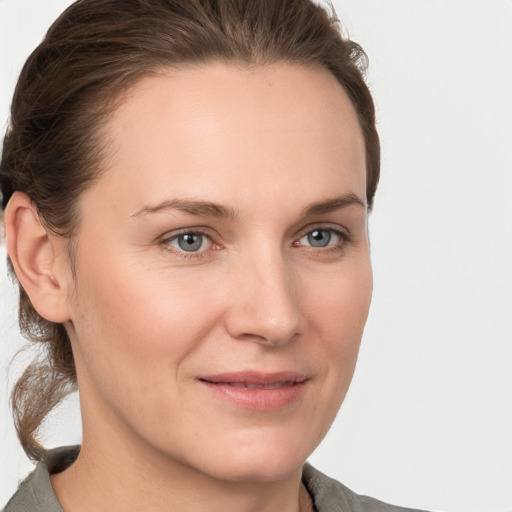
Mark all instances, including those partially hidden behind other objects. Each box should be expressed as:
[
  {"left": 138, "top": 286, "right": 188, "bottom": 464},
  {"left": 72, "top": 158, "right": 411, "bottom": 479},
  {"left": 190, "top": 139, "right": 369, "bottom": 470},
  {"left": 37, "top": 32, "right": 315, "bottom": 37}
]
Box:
[
  {"left": 197, "top": 371, "right": 309, "bottom": 411},
  {"left": 216, "top": 381, "right": 298, "bottom": 389}
]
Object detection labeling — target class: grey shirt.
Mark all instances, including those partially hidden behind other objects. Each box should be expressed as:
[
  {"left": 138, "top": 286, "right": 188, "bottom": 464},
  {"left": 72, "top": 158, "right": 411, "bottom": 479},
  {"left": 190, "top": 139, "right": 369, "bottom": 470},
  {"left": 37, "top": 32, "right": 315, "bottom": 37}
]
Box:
[{"left": 2, "top": 446, "right": 429, "bottom": 512}]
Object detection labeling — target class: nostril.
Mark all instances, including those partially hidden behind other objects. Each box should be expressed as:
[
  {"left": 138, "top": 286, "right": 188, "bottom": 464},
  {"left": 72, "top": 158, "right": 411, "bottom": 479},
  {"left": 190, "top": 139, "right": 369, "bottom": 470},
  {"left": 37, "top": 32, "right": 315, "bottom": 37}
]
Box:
[{"left": 224, "top": 310, "right": 303, "bottom": 347}]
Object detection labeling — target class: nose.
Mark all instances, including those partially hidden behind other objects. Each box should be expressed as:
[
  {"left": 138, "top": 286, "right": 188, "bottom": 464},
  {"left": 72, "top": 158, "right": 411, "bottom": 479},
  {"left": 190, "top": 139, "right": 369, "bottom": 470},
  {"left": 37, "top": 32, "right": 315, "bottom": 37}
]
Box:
[{"left": 224, "top": 251, "right": 304, "bottom": 347}]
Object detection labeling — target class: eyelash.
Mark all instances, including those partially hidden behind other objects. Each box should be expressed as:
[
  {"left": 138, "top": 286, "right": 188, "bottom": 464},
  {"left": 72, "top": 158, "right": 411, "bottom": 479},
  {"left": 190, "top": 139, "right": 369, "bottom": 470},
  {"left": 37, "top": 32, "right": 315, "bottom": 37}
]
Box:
[{"left": 160, "top": 226, "right": 351, "bottom": 259}]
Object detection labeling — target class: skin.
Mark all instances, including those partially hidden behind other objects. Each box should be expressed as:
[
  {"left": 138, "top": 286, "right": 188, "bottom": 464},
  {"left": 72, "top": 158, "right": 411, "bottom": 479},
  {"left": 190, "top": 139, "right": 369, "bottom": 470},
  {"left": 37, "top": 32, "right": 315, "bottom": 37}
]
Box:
[{"left": 6, "top": 63, "right": 372, "bottom": 512}]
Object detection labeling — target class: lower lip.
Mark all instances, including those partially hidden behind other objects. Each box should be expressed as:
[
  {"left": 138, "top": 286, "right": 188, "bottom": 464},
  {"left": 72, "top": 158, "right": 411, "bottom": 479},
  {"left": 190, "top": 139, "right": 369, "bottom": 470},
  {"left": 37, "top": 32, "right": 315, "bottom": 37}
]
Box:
[{"left": 199, "top": 380, "right": 308, "bottom": 411}]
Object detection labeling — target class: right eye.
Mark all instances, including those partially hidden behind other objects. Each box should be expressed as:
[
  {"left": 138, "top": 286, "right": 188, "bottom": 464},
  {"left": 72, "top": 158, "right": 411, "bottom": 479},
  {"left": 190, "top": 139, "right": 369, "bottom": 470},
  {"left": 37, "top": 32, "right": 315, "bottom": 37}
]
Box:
[{"left": 165, "top": 232, "right": 212, "bottom": 253}]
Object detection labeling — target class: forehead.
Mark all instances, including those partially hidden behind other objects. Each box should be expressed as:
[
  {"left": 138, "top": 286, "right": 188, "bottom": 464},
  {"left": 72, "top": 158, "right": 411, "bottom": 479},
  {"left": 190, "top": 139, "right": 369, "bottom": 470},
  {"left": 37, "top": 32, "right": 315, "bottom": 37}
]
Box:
[{"left": 87, "top": 63, "right": 366, "bottom": 216}]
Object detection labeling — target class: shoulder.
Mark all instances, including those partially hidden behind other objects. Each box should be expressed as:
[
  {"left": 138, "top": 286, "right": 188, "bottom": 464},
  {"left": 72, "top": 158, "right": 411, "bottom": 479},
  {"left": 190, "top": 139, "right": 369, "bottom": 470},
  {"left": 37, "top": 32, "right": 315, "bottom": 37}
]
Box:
[
  {"left": 302, "top": 463, "right": 431, "bottom": 512},
  {"left": 2, "top": 446, "right": 79, "bottom": 512}
]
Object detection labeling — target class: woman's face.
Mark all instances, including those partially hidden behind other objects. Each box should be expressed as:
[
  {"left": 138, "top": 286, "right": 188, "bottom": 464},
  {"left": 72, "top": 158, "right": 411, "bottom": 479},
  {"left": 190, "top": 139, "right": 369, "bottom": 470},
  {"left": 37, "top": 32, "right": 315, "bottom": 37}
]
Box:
[{"left": 63, "top": 63, "right": 372, "bottom": 482}]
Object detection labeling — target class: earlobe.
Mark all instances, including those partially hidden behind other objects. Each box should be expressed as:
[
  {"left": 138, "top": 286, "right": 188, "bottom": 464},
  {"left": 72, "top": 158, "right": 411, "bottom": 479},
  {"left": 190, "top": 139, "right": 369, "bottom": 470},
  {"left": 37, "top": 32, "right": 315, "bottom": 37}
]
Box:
[{"left": 4, "top": 191, "right": 72, "bottom": 323}]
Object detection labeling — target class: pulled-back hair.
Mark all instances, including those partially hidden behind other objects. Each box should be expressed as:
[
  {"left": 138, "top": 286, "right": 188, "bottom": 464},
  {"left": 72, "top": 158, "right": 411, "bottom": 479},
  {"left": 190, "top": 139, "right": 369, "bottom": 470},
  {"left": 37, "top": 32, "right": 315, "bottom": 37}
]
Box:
[{"left": 0, "top": 0, "right": 380, "bottom": 461}]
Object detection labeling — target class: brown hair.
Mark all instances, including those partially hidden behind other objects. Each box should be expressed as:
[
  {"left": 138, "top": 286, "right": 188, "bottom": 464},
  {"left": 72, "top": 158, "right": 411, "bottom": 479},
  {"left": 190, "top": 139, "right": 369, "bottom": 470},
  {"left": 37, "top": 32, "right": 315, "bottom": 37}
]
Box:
[{"left": 0, "top": 0, "right": 380, "bottom": 461}]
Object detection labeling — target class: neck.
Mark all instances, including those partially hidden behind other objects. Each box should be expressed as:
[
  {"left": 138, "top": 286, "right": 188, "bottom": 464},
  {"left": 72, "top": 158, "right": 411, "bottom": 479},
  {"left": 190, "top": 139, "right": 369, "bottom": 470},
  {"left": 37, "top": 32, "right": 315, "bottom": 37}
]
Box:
[{"left": 51, "top": 430, "right": 310, "bottom": 512}]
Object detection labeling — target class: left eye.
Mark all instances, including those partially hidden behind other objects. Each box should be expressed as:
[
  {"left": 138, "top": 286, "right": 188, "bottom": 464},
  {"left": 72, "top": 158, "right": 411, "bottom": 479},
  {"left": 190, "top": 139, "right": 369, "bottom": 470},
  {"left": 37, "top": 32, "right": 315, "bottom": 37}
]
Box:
[
  {"left": 167, "top": 233, "right": 210, "bottom": 253},
  {"left": 299, "top": 229, "right": 341, "bottom": 248}
]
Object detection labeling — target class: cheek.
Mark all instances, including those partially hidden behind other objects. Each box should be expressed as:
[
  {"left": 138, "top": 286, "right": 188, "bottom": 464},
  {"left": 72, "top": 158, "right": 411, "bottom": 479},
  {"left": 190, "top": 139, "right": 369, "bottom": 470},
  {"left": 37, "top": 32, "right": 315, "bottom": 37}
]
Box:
[
  {"left": 306, "top": 256, "right": 372, "bottom": 341},
  {"left": 303, "top": 257, "right": 372, "bottom": 401},
  {"left": 68, "top": 249, "right": 224, "bottom": 404},
  {"left": 75, "top": 250, "right": 216, "bottom": 344}
]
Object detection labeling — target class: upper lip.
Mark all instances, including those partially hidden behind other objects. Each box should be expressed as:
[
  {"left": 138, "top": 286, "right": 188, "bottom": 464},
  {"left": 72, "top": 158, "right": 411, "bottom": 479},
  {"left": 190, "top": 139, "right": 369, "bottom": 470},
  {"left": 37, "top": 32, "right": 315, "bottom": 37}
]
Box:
[{"left": 198, "top": 371, "right": 309, "bottom": 386}]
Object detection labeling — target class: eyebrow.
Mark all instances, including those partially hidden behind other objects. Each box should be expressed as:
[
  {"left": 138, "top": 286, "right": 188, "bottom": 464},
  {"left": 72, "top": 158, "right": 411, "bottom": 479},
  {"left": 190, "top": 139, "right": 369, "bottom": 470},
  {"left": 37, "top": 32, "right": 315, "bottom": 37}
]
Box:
[
  {"left": 131, "top": 193, "right": 365, "bottom": 220},
  {"left": 131, "top": 198, "right": 238, "bottom": 219},
  {"left": 301, "top": 193, "right": 366, "bottom": 217}
]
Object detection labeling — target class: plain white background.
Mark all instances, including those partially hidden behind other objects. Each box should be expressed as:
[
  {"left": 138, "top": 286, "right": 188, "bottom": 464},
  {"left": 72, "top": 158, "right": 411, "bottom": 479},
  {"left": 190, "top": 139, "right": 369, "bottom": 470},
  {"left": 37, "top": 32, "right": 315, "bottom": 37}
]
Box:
[{"left": 1, "top": 1, "right": 511, "bottom": 510}]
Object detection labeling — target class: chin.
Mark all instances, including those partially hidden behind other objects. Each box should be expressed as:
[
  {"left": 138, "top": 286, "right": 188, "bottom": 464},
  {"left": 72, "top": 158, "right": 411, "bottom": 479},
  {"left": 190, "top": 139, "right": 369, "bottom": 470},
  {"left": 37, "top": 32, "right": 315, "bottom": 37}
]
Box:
[{"left": 192, "top": 431, "right": 316, "bottom": 484}]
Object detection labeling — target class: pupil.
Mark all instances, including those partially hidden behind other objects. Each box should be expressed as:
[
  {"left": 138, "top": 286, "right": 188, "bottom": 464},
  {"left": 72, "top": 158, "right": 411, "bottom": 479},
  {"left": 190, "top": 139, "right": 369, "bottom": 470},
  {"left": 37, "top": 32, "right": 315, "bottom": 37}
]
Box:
[
  {"left": 308, "top": 230, "right": 330, "bottom": 248},
  {"left": 178, "top": 234, "right": 202, "bottom": 252}
]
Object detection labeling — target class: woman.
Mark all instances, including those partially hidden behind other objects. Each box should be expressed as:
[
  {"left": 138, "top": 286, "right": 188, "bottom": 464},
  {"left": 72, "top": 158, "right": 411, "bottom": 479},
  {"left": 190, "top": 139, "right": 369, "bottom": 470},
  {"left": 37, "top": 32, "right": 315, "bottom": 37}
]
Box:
[{"left": 1, "top": 0, "right": 425, "bottom": 511}]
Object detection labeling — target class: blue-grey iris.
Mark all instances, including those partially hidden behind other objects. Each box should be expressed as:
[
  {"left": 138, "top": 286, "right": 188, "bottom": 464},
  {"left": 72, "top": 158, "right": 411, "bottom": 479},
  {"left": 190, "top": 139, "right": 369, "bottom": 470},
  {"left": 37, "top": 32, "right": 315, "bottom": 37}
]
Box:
[
  {"left": 308, "top": 230, "right": 331, "bottom": 248},
  {"left": 177, "top": 234, "right": 203, "bottom": 252}
]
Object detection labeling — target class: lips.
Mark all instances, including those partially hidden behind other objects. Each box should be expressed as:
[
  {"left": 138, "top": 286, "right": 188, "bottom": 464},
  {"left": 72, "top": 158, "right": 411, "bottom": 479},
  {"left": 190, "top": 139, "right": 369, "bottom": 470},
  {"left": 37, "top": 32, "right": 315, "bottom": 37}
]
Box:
[
  {"left": 198, "top": 371, "right": 309, "bottom": 410},
  {"left": 221, "top": 381, "right": 296, "bottom": 389}
]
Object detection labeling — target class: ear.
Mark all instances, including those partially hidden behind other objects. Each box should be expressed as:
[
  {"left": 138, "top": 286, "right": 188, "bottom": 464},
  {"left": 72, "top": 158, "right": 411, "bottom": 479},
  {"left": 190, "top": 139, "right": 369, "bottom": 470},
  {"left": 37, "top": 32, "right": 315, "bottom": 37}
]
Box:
[{"left": 4, "top": 191, "right": 72, "bottom": 323}]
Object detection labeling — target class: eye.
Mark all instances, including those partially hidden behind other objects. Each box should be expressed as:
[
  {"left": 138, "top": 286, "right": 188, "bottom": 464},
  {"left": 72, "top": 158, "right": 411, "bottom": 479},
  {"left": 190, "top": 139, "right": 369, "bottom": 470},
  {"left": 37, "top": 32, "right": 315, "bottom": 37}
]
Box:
[
  {"left": 305, "top": 229, "right": 332, "bottom": 248},
  {"left": 297, "top": 228, "right": 346, "bottom": 249},
  {"left": 166, "top": 232, "right": 211, "bottom": 253}
]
